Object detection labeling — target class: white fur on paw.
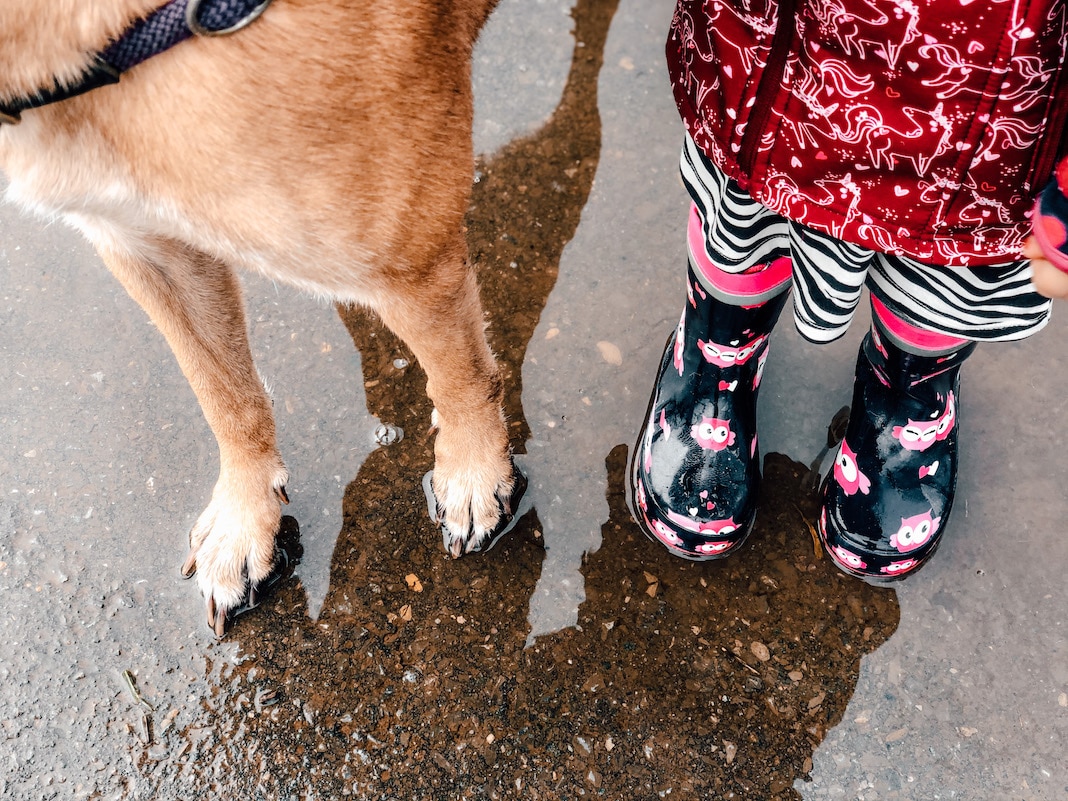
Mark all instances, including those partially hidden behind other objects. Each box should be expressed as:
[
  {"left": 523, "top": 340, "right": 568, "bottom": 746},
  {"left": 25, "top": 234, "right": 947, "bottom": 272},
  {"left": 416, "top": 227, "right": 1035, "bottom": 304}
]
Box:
[
  {"left": 188, "top": 466, "right": 288, "bottom": 611},
  {"left": 435, "top": 464, "right": 515, "bottom": 557}
]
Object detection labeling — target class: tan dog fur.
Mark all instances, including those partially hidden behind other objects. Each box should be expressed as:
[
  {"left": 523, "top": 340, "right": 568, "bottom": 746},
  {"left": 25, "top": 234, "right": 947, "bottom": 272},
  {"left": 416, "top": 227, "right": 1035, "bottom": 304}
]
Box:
[{"left": 0, "top": 0, "right": 516, "bottom": 634}]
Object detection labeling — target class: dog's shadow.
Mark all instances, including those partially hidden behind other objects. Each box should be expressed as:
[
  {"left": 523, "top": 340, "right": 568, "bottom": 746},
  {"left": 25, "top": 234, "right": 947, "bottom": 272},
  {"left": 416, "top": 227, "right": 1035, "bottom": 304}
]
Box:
[{"left": 139, "top": 0, "right": 901, "bottom": 797}]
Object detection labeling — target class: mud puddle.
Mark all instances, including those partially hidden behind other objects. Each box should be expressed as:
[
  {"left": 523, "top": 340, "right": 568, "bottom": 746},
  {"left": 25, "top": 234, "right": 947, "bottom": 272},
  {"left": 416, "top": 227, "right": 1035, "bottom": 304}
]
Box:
[{"left": 121, "top": 446, "right": 893, "bottom": 800}]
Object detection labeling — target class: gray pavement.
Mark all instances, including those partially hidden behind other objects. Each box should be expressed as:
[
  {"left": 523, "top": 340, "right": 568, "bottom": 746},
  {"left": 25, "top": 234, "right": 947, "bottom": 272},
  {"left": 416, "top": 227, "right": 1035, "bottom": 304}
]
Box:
[{"left": 1, "top": 0, "right": 1066, "bottom": 798}]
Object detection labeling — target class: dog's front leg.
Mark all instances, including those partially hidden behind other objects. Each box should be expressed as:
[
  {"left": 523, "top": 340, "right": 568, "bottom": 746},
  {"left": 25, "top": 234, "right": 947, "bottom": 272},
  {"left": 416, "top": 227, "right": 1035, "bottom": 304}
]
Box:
[
  {"left": 372, "top": 243, "right": 518, "bottom": 557},
  {"left": 98, "top": 241, "right": 287, "bottom": 635}
]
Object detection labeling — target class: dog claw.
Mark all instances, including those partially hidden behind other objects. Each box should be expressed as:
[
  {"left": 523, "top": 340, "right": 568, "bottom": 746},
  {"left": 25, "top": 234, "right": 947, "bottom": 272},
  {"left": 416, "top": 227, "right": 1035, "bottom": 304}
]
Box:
[
  {"left": 432, "top": 462, "right": 529, "bottom": 558},
  {"left": 208, "top": 598, "right": 228, "bottom": 638},
  {"left": 276, "top": 486, "right": 290, "bottom": 505},
  {"left": 215, "top": 609, "right": 227, "bottom": 637},
  {"left": 201, "top": 541, "right": 295, "bottom": 636},
  {"left": 180, "top": 552, "right": 197, "bottom": 579}
]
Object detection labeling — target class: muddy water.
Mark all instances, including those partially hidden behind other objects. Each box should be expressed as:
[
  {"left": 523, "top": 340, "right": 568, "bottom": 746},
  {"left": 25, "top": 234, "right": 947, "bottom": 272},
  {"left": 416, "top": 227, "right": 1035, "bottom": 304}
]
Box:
[{"left": 125, "top": 450, "right": 895, "bottom": 799}]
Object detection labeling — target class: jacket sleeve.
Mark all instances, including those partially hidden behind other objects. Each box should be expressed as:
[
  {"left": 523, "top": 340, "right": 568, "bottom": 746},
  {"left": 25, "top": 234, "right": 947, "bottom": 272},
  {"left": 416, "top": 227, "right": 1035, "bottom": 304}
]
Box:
[{"left": 1033, "top": 156, "right": 1068, "bottom": 274}]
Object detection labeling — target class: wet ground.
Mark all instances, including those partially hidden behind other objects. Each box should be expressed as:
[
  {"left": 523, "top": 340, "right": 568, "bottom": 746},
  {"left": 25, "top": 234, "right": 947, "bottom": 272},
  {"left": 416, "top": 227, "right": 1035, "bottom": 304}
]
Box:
[{"left": 1, "top": 1, "right": 1067, "bottom": 799}]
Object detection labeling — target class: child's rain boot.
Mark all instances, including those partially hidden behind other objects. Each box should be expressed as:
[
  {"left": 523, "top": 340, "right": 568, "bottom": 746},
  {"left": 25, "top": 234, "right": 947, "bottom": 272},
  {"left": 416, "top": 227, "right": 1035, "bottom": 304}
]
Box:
[
  {"left": 631, "top": 204, "right": 790, "bottom": 559},
  {"left": 819, "top": 297, "right": 975, "bottom": 581}
]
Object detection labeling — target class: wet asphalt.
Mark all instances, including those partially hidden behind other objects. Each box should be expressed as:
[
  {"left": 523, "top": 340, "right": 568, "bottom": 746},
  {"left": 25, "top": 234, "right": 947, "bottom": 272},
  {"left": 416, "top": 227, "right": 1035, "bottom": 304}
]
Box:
[{"left": 1, "top": 0, "right": 1067, "bottom": 798}]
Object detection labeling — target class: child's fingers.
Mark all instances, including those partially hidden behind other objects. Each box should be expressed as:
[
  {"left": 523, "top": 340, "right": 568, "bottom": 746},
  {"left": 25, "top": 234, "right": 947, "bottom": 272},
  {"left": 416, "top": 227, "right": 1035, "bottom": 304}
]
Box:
[
  {"left": 1022, "top": 235, "right": 1046, "bottom": 261},
  {"left": 1030, "top": 257, "right": 1068, "bottom": 300},
  {"left": 1021, "top": 236, "right": 1068, "bottom": 299}
]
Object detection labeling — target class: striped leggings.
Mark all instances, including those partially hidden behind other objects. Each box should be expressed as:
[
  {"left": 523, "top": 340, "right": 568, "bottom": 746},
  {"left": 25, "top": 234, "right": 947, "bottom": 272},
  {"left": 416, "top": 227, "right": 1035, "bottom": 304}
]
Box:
[{"left": 680, "top": 135, "right": 1052, "bottom": 343}]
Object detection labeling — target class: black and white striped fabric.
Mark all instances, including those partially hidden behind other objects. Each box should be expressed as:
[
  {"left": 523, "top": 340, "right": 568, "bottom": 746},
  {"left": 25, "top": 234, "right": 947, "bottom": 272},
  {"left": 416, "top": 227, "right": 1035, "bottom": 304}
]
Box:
[{"left": 680, "top": 135, "right": 1052, "bottom": 343}]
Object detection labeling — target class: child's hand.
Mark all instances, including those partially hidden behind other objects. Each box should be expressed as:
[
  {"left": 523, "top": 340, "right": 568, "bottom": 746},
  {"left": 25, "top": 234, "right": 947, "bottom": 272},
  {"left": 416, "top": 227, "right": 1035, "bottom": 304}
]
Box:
[{"left": 1024, "top": 235, "right": 1068, "bottom": 300}]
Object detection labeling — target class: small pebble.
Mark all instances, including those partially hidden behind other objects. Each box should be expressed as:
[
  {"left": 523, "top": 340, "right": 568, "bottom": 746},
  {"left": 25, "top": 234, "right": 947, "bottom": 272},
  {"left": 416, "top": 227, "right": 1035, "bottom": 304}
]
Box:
[
  {"left": 374, "top": 424, "right": 403, "bottom": 446},
  {"left": 596, "top": 340, "right": 623, "bottom": 366},
  {"left": 723, "top": 741, "right": 737, "bottom": 765},
  {"left": 256, "top": 687, "right": 281, "bottom": 709},
  {"left": 885, "top": 727, "right": 908, "bottom": 743}
]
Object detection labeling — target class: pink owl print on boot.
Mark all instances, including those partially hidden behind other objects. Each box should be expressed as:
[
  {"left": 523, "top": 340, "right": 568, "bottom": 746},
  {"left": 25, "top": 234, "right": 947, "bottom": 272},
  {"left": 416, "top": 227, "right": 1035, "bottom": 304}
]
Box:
[
  {"left": 695, "top": 538, "right": 735, "bottom": 555},
  {"left": 696, "top": 334, "right": 767, "bottom": 368},
  {"left": 892, "top": 392, "right": 955, "bottom": 452},
  {"left": 675, "top": 516, "right": 741, "bottom": 555},
  {"left": 881, "top": 558, "right": 920, "bottom": 576},
  {"left": 890, "top": 510, "right": 941, "bottom": 553},
  {"left": 647, "top": 515, "right": 684, "bottom": 548},
  {"left": 643, "top": 510, "right": 741, "bottom": 558},
  {"left": 665, "top": 510, "right": 738, "bottom": 536},
  {"left": 892, "top": 417, "right": 939, "bottom": 451},
  {"left": 829, "top": 544, "right": 867, "bottom": 572},
  {"left": 692, "top": 417, "right": 735, "bottom": 450},
  {"left": 833, "top": 439, "right": 871, "bottom": 496}
]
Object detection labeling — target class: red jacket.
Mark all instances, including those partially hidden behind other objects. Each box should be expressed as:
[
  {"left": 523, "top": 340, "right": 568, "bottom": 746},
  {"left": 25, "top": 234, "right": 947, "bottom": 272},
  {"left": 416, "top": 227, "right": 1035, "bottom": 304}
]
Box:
[{"left": 667, "top": 0, "right": 1068, "bottom": 266}]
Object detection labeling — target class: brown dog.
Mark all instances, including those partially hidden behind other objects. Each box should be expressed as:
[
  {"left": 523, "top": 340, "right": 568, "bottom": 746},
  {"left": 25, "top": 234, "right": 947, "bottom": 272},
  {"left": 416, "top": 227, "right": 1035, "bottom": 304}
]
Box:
[{"left": 0, "top": 0, "right": 520, "bottom": 634}]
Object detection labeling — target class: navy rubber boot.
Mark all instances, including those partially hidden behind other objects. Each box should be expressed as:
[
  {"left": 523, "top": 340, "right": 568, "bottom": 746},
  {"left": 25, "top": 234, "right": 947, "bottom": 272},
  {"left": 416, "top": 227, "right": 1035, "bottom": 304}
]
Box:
[
  {"left": 819, "top": 320, "right": 975, "bottom": 582},
  {"left": 631, "top": 262, "right": 789, "bottom": 559}
]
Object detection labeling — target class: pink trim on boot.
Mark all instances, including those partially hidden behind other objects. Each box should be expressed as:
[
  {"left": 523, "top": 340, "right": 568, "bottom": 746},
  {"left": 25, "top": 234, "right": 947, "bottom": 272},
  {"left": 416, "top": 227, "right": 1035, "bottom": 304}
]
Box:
[
  {"left": 688, "top": 204, "right": 791, "bottom": 304},
  {"left": 870, "top": 296, "right": 969, "bottom": 355}
]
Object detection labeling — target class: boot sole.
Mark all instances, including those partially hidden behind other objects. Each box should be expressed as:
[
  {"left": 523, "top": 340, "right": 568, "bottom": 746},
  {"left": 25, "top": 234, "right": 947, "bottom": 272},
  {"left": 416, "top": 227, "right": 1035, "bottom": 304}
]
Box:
[{"left": 817, "top": 491, "right": 945, "bottom": 586}]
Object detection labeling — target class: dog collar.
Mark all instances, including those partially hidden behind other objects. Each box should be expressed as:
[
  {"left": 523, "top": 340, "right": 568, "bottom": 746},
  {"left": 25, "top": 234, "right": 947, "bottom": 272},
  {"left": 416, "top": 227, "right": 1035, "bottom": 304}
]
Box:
[{"left": 0, "top": 0, "right": 273, "bottom": 125}]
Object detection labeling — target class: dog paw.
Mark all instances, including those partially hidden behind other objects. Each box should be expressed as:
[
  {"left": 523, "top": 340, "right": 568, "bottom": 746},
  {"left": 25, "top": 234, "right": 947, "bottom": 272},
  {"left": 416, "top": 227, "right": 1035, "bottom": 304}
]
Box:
[
  {"left": 429, "top": 458, "right": 527, "bottom": 558},
  {"left": 180, "top": 464, "right": 290, "bottom": 636}
]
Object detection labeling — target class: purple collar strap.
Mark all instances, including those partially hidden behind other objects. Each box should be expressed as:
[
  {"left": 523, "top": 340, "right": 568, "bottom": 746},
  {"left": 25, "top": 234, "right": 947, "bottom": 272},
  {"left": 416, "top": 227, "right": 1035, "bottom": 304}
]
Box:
[{"left": 0, "top": 0, "right": 273, "bottom": 125}]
